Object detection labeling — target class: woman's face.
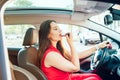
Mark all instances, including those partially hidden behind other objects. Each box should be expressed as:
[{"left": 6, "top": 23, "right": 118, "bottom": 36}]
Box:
[{"left": 48, "top": 22, "right": 62, "bottom": 42}]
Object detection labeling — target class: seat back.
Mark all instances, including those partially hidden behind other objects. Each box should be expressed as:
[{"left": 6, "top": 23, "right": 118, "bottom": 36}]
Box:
[
  {"left": 10, "top": 61, "right": 38, "bottom": 80},
  {"left": 18, "top": 28, "right": 47, "bottom": 80}
]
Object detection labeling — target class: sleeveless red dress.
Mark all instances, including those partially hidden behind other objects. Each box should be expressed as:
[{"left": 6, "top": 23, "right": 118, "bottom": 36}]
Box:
[{"left": 41, "top": 45, "right": 102, "bottom": 80}]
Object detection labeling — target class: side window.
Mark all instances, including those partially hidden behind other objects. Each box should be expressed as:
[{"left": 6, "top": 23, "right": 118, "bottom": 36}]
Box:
[
  {"left": 58, "top": 24, "right": 102, "bottom": 52},
  {"left": 77, "top": 27, "right": 100, "bottom": 46},
  {"left": 4, "top": 24, "right": 35, "bottom": 48}
]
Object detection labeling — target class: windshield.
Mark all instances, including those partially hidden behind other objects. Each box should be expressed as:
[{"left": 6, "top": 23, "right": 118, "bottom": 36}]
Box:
[
  {"left": 7, "top": 0, "right": 73, "bottom": 10},
  {"left": 89, "top": 5, "right": 120, "bottom": 34}
]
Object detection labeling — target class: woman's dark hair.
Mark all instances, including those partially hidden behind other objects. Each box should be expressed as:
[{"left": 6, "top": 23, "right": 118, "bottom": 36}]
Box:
[{"left": 38, "top": 20, "right": 64, "bottom": 67}]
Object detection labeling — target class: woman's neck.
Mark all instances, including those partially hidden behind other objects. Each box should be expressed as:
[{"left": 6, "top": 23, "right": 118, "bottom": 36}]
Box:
[{"left": 51, "top": 41, "right": 57, "bottom": 48}]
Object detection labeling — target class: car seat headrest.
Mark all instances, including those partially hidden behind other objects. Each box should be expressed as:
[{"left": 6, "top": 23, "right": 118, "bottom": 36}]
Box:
[{"left": 23, "top": 28, "right": 38, "bottom": 46}]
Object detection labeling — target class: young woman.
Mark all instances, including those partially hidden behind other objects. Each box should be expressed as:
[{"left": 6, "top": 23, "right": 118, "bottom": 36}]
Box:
[{"left": 38, "top": 20, "right": 109, "bottom": 80}]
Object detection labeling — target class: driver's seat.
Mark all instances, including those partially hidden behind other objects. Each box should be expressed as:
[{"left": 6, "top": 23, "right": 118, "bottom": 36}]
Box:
[{"left": 17, "top": 28, "right": 47, "bottom": 80}]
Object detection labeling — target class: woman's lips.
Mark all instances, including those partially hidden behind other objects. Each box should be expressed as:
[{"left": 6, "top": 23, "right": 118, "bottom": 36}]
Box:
[
  {"left": 59, "top": 34, "right": 65, "bottom": 37},
  {"left": 60, "top": 33, "right": 69, "bottom": 37}
]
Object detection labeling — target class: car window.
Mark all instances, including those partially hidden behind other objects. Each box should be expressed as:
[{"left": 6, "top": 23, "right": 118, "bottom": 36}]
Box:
[
  {"left": 60, "top": 24, "right": 119, "bottom": 52},
  {"left": 4, "top": 24, "right": 35, "bottom": 48},
  {"left": 58, "top": 24, "right": 102, "bottom": 52}
]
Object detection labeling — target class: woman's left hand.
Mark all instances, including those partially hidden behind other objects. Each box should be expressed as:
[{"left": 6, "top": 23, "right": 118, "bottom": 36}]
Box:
[{"left": 97, "top": 41, "right": 111, "bottom": 49}]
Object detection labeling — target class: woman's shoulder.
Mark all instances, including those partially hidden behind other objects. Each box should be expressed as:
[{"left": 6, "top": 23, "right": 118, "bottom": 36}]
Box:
[
  {"left": 43, "top": 45, "right": 62, "bottom": 60},
  {"left": 45, "top": 45, "right": 59, "bottom": 53},
  {"left": 45, "top": 49, "right": 60, "bottom": 56},
  {"left": 44, "top": 47, "right": 58, "bottom": 56},
  {"left": 45, "top": 48, "right": 56, "bottom": 54}
]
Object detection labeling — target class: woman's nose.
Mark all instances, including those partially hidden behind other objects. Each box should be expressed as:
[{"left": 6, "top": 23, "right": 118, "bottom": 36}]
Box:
[{"left": 59, "top": 29, "right": 62, "bottom": 32}]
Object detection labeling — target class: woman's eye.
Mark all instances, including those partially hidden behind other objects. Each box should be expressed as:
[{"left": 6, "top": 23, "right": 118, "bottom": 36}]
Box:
[{"left": 53, "top": 26, "right": 60, "bottom": 30}]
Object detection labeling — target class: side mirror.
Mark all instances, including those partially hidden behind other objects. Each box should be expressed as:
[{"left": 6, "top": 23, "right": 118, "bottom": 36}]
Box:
[{"left": 104, "top": 15, "right": 113, "bottom": 25}]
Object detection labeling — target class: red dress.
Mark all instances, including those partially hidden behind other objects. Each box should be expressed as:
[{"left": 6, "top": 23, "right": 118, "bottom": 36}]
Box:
[{"left": 41, "top": 45, "right": 102, "bottom": 80}]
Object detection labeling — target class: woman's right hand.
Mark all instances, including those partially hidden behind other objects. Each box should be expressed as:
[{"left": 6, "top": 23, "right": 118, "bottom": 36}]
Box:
[{"left": 65, "top": 33, "right": 74, "bottom": 46}]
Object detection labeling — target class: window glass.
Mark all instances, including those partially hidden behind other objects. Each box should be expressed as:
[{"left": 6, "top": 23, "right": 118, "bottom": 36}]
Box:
[
  {"left": 58, "top": 24, "right": 101, "bottom": 52},
  {"left": 90, "top": 10, "right": 120, "bottom": 34},
  {"left": 4, "top": 24, "right": 35, "bottom": 48}
]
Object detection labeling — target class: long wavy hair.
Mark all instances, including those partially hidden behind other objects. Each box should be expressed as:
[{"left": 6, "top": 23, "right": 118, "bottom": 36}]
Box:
[{"left": 38, "top": 20, "right": 70, "bottom": 67}]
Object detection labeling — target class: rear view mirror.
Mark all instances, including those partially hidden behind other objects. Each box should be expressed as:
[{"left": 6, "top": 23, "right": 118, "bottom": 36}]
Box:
[
  {"left": 104, "top": 14, "right": 113, "bottom": 25},
  {"left": 110, "top": 8, "right": 120, "bottom": 20}
]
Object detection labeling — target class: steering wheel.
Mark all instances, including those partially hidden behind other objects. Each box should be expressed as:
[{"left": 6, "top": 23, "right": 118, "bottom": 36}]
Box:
[{"left": 90, "top": 48, "right": 110, "bottom": 71}]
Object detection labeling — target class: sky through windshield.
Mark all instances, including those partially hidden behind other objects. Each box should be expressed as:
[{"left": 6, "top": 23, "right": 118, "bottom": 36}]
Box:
[{"left": 7, "top": 0, "right": 73, "bottom": 10}]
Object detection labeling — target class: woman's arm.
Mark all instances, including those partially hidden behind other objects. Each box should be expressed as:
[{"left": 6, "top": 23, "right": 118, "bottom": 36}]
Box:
[
  {"left": 78, "top": 41, "right": 110, "bottom": 59},
  {"left": 66, "top": 33, "right": 80, "bottom": 71},
  {"left": 45, "top": 51, "right": 80, "bottom": 72}
]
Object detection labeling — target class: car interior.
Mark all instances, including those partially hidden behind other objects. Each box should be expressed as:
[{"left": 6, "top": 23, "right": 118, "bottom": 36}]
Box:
[{"left": 0, "top": 0, "right": 120, "bottom": 80}]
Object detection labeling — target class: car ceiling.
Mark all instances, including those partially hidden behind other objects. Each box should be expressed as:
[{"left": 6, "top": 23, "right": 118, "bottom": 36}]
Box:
[{"left": 4, "top": 0, "right": 113, "bottom": 25}]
